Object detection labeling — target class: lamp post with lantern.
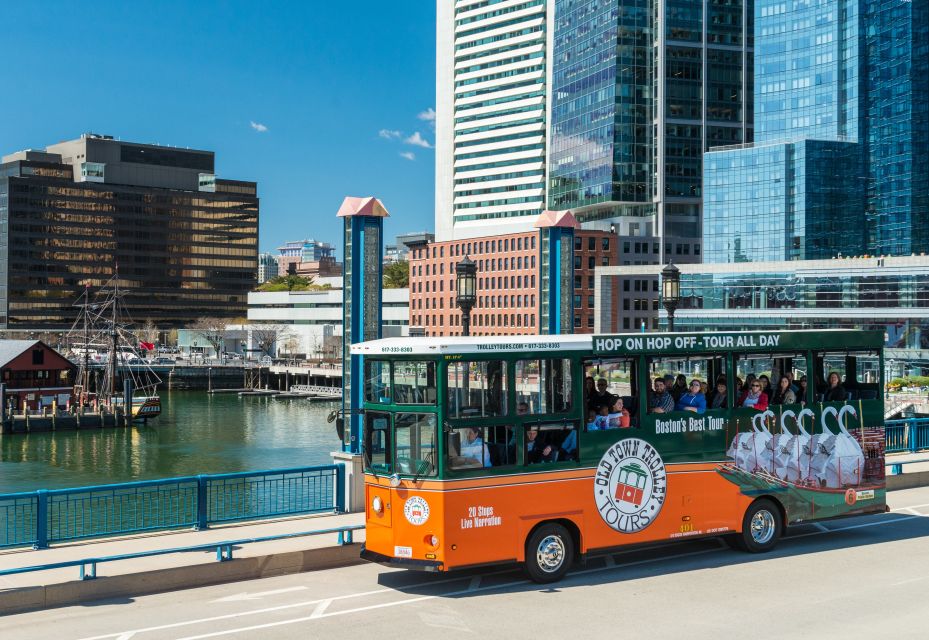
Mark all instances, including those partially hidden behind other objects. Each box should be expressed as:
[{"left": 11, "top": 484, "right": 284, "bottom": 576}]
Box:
[
  {"left": 455, "top": 256, "right": 477, "bottom": 337},
  {"left": 661, "top": 261, "right": 681, "bottom": 332}
]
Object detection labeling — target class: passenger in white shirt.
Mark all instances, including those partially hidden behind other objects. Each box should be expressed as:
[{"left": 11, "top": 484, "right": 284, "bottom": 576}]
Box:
[{"left": 460, "top": 427, "right": 492, "bottom": 467}]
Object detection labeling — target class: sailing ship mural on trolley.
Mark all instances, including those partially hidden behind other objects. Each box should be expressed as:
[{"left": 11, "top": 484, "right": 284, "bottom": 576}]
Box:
[
  {"left": 68, "top": 273, "right": 162, "bottom": 422},
  {"left": 719, "top": 402, "right": 885, "bottom": 520}
]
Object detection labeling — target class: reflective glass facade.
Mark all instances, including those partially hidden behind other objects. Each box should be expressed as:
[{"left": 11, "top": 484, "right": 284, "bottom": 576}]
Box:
[
  {"left": 864, "top": 0, "right": 929, "bottom": 256},
  {"left": 0, "top": 160, "right": 258, "bottom": 329},
  {"left": 705, "top": 0, "right": 928, "bottom": 262},
  {"left": 549, "top": 0, "right": 752, "bottom": 261},
  {"left": 754, "top": 0, "right": 862, "bottom": 143},
  {"left": 671, "top": 267, "right": 929, "bottom": 353},
  {"left": 549, "top": 0, "right": 652, "bottom": 211},
  {"left": 704, "top": 139, "right": 865, "bottom": 262}
]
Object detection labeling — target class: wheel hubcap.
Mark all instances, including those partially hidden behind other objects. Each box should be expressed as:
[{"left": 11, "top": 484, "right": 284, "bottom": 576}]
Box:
[
  {"left": 750, "top": 509, "right": 776, "bottom": 545},
  {"left": 536, "top": 535, "right": 566, "bottom": 573}
]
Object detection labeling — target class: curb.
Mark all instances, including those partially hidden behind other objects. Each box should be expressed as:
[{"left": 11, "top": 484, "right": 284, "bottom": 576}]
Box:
[
  {"left": 0, "top": 543, "right": 364, "bottom": 617},
  {"left": 886, "top": 471, "right": 929, "bottom": 492}
]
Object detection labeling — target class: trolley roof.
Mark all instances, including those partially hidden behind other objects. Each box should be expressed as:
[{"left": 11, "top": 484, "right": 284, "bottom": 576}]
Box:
[{"left": 351, "top": 329, "right": 883, "bottom": 357}]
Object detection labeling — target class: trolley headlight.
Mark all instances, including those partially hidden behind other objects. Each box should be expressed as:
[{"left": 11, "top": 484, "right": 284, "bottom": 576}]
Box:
[
  {"left": 372, "top": 496, "right": 384, "bottom": 515},
  {"left": 389, "top": 473, "right": 402, "bottom": 488}
]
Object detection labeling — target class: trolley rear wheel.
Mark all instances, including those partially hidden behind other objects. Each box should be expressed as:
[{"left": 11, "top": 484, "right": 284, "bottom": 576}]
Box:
[{"left": 731, "top": 499, "right": 783, "bottom": 553}]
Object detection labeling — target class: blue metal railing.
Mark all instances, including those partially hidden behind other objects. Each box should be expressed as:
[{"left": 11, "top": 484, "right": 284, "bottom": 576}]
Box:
[
  {"left": 0, "top": 465, "right": 343, "bottom": 550},
  {"left": 0, "top": 524, "right": 364, "bottom": 581},
  {"left": 885, "top": 418, "right": 929, "bottom": 454}
]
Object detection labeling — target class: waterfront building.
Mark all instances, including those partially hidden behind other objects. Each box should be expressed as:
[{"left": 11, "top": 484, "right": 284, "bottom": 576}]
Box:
[
  {"left": 703, "top": 0, "right": 929, "bottom": 262},
  {"left": 0, "top": 340, "right": 75, "bottom": 411},
  {"left": 0, "top": 134, "right": 259, "bottom": 330},
  {"left": 257, "top": 253, "right": 277, "bottom": 284},
  {"left": 549, "top": 0, "right": 753, "bottom": 264},
  {"left": 436, "top": 0, "right": 549, "bottom": 241},
  {"left": 595, "top": 256, "right": 929, "bottom": 370},
  {"left": 247, "top": 276, "right": 409, "bottom": 358},
  {"left": 408, "top": 225, "right": 616, "bottom": 336}
]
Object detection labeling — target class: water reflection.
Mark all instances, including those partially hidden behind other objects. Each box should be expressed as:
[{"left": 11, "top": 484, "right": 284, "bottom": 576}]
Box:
[{"left": 0, "top": 392, "right": 342, "bottom": 493}]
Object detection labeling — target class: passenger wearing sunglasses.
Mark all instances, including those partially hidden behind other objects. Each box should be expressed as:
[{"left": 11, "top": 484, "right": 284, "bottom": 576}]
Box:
[
  {"left": 675, "top": 379, "right": 707, "bottom": 414},
  {"left": 737, "top": 380, "right": 769, "bottom": 411}
]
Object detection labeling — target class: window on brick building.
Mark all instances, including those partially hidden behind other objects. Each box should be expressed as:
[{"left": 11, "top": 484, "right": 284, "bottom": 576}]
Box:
[
  {"left": 574, "top": 256, "right": 581, "bottom": 269},
  {"left": 588, "top": 257, "right": 594, "bottom": 269},
  {"left": 588, "top": 237, "right": 595, "bottom": 250},
  {"left": 574, "top": 237, "right": 582, "bottom": 250},
  {"left": 602, "top": 238, "right": 610, "bottom": 251}
]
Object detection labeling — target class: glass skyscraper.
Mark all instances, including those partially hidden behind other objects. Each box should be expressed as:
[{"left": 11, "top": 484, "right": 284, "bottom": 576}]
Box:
[
  {"left": 865, "top": 0, "right": 929, "bottom": 256},
  {"left": 704, "top": 0, "right": 929, "bottom": 263},
  {"left": 549, "top": 0, "right": 753, "bottom": 262}
]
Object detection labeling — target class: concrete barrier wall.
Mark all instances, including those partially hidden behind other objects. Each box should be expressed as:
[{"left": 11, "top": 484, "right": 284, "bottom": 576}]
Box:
[
  {"left": 0, "top": 544, "right": 364, "bottom": 616},
  {"left": 887, "top": 471, "right": 929, "bottom": 491}
]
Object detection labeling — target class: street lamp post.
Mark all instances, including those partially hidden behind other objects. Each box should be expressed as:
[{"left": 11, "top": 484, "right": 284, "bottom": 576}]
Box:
[
  {"left": 455, "top": 256, "right": 477, "bottom": 337},
  {"left": 661, "top": 261, "right": 681, "bottom": 332}
]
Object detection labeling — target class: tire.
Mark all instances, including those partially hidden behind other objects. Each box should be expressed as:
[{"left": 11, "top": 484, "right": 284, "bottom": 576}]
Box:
[
  {"left": 524, "top": 523, "right": 574, "bottom": 584},
  {"left": 732, "top": 499, "right": 783, "bottom": 553}
]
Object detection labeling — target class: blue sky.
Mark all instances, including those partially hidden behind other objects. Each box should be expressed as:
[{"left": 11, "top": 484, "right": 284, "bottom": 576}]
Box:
[{"left": 0, "top": 1, "right": 436, "bottom": 256}]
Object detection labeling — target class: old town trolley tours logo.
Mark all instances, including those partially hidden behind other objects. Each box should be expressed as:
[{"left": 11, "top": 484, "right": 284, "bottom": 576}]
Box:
[
  {"left": 594, "top": 438, "right": 667, "bottom": 533},
  {"left": 403, "top": 496, "right": 430, "bottom": 526}
]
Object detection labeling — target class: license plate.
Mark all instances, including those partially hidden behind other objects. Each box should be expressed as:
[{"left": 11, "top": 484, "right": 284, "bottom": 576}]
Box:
[{"left": 394, "top": 545, "right": 413, "bottom": 558}]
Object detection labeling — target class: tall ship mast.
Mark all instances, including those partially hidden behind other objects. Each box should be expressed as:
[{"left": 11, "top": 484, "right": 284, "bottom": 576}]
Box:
[{"left": 67, "top": 274, "right": 162, "bottom": 421}]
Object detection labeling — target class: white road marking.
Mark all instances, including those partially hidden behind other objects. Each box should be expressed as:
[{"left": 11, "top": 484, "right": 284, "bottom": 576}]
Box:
[
  {"left": 890, "top": 577, "right": 925, "bottom": 587},
  {"left": 74, "top": 569, "right": 515, "bottom": 640},
  {"left": 308, "top": 599, "right": 332, "bottom": 619},
  {"left": 211, "top": 586, "right": 307, "bottom": 603},
  {"left": 115, "top": 634, "right": 135, "bottom": 640},
  {"left": 79, "top": 506, "right": 929, "bottom": 640},
  {"left": 172, "top": 548, "right": 727, "bottom": 640},
  {"left": 813, "top": 523, "right": 830, "bottom": 532}
]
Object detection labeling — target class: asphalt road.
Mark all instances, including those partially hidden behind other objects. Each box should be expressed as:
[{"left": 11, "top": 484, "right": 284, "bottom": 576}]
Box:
[{"left": 3, "top": 486, "right": 929, "bottom": 640}]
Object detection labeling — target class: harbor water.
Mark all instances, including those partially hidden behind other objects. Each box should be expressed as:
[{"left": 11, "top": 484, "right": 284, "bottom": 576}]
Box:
[{"left": 0, "top": 391, "right": 342, "bottom": 493}]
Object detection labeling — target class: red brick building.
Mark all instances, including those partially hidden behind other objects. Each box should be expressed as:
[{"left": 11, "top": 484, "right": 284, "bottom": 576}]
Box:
[
  {"left": 0, "top": 340, "right": 75, "bottom": 411},
  {"left": 408, "top": 229, "right": 618, "bottom": 337}
]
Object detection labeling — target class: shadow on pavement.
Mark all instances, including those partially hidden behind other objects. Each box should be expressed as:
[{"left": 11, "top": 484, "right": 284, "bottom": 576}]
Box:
[{"left": 374, "top": 511, "right": 929, "bottom": 597}]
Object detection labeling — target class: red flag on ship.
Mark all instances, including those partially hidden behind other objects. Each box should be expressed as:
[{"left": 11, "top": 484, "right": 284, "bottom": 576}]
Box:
[{"left": 139, "top": 341, "right": 155, "bottom": 352}]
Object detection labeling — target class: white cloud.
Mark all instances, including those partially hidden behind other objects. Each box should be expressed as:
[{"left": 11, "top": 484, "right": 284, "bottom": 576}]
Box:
[
  {"left": 418, "top": 108, "right": 436, "bottom": 129},
  {"left": 399, "top": 151, "right": 416, "bottom": 161},
  {"left": 379, "top": 129, "right": 402, "bottom": 140},
  {"left": 250, "top": 121, "right": 268, "bottom": 133},
  {"left": 404, "top": 131, "right": 433, "bottom": 149}
]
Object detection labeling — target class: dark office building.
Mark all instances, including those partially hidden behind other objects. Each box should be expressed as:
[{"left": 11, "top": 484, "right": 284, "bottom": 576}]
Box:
[{"left": 0, "top": 134, "right": 258, "bottom": 329}]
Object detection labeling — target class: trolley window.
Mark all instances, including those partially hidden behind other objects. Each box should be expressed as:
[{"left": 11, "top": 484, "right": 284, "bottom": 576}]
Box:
[
  {"left": 394, "top": 413, "right": 437, "bottom": 476},
  {"left": 446, "top": 360, "right": 508, "bottom": 419},
  {"left": 393, "top": 361, "right": 437, "bottom": 405},
  {"left": 363, "top": 411, "right": 391, "bottom": 473},
  {"left": 515, "top": 358, "right": 573, "bottom": 415},
  {"left": 364, "top": 360, "right": 391, "bottom": 404}
]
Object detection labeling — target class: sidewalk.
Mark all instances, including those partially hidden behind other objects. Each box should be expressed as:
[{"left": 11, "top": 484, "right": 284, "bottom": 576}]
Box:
[{"left": 0, "top": 511, "right": 365, "bottom": 615}]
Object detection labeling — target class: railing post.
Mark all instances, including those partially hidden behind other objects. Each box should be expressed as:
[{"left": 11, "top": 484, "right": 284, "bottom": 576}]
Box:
[
  {"left": 910, "top": 419, "right": 918, "bottom": 453},
  {"left": 196, "top": 475, "right": 209, "bottom": 530},
  {"left": 335, "top": 465, "right": 345, "bottom": 514},
  {"left": 34, "top": 490, "right": 49, "bottom": 550}
]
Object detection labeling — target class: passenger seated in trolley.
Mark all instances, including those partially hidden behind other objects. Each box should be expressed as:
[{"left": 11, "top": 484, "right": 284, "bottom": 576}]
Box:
[
  {"left": 526, "top": 426, "right": 556, "bottom": 463},
  {"left": 460, "top": 427, "right": 492, "bottom": 467}
]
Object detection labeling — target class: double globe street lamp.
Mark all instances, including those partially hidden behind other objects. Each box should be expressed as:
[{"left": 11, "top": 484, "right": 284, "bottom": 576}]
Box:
[
  {"left": 661, "top": 260, "right": 681, "bottom": 332},
  {"left": 455, "top": 256, "right": 477, "bottom": 337}
]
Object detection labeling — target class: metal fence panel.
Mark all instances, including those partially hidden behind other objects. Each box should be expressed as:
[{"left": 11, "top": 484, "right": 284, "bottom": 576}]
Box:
[
  {"left": 0, "top": 465, "right": 341, "bottom": 550},
  {"left": 46, "top": 479, "right": 199, "bottom": 545},
  {"left": 885, "top": 422, "right": 907, "bottom": 453},
  {"left": 207, "top": 466, "right": 338, "bottom": 525},
  {"left": 0, "top": 493, "right": 38, "bottom": 549}
]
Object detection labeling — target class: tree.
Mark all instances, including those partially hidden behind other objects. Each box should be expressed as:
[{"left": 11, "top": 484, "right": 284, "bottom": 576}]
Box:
[
  {"left": 383, "top": 260, "right": 410, "bottom": 289},
  {"left": 190, "top": 317, "right": 228, "bottom": 358},
  {"left": 257, "top": 275, "right": 315, "bottom": 292},
  {"left": 141, "top": 319, "right": 159, "bottom": 344},
  {"left": 250, "top": 324, "right": 284, "bottom": 358}
]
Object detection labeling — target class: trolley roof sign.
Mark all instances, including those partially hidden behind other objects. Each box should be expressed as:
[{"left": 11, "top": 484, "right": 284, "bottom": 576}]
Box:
[{"left": 593, "top": 329, "right": 884, "bottom": 356}]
